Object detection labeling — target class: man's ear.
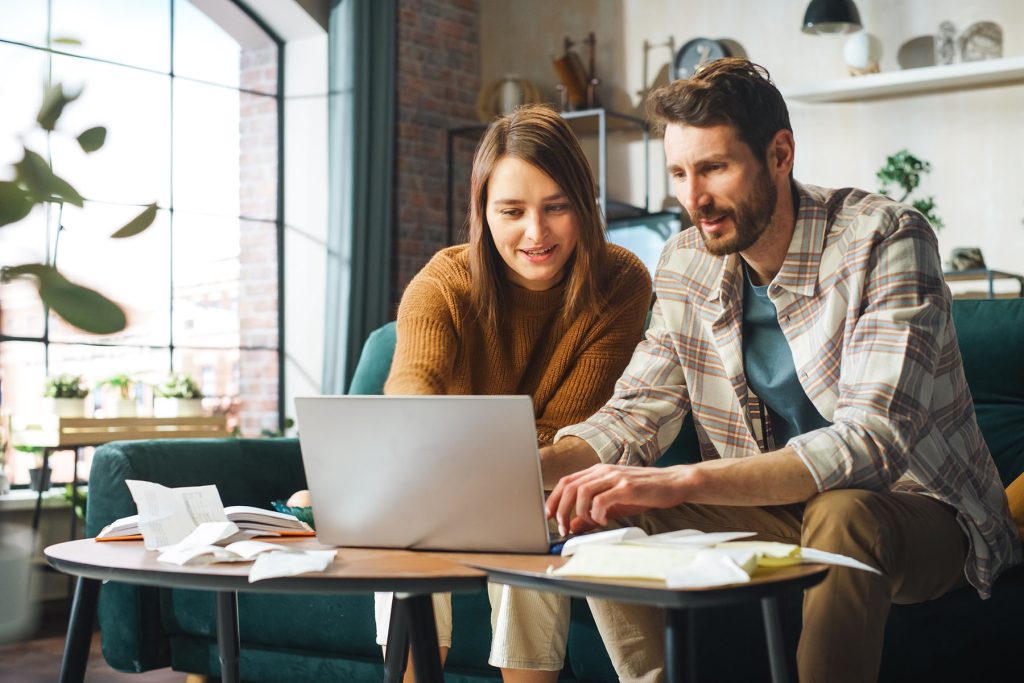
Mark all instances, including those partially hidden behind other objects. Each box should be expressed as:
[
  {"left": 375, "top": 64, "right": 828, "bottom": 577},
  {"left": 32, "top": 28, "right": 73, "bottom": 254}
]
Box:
[{"left": 766, "top": 129, "right": 795, "bottom": 176}]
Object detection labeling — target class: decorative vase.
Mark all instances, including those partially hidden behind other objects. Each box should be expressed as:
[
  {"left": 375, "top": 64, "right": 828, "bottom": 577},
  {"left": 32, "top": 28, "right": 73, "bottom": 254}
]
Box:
[
  {"left": 153, "top": 397, "right": 203, "bottom": 418},
  {"left": 43, "top": 397, "right": 86, "bottom": 418}
]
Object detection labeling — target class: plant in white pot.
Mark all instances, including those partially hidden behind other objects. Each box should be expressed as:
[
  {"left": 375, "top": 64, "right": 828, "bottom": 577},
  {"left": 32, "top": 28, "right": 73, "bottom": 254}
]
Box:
[
  {"left": 98, "top": 374, "right": 136, "bottom": 417},
  {"left": 153, "top": 372, "right": 204, "bottom": 418},
  {"left": 42, "top": 373, "right": 88, "bottom": 417}
]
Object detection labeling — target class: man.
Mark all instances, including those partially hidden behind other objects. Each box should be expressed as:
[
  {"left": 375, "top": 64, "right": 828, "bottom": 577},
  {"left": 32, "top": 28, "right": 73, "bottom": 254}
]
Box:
[{"left": 539, "top": 59, "right": 1021, "bottom": 683}]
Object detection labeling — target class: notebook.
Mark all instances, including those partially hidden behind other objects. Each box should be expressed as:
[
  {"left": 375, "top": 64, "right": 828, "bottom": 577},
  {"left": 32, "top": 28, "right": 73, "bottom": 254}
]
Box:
[{"left": 294, "top": 395, "right": 551, "bottom": 553}]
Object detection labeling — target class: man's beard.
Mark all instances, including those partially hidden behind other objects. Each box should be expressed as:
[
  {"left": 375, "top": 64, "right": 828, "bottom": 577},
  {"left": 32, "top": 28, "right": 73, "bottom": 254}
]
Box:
[{"left": 690, "top": 168, "right": 777, "bottom": 256}]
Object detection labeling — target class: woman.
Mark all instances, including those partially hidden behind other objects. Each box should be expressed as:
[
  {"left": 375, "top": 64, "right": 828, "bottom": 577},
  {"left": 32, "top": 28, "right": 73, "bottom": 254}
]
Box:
[{"left": 299, "top": 104, "right": 651, "bottom": 681}]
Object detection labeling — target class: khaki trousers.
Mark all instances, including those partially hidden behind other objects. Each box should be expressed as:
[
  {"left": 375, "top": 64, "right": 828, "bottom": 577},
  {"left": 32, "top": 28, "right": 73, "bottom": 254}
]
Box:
[{"left": 588, "top": 489, "right": 968, "bottom": 683}]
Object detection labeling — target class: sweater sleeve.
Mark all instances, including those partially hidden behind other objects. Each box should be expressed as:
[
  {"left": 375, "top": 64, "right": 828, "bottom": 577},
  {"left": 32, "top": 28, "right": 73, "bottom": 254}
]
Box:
[
  {"left": 384, "top": 268, "right": 461, "bottom": 396},
  {"left": 534, "top": 249, "right": 653, "bottom": 443}
]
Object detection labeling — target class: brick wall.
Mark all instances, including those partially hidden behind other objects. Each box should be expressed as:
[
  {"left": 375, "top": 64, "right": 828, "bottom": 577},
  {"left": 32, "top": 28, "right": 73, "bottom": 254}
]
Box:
[
  {"left": 238, "top": 45, "right": 280, "bottom": 435},
  {"left": 392, "top": 0, "right": 481, "bottom": 311}
]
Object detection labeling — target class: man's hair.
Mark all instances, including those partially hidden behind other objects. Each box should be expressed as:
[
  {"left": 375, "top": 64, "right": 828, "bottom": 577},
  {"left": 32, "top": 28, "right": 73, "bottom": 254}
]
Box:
[
  {"left": 467, "top": 104, "right": 607, "bottom": 330},
  {"left": 646, "top": 58, "right": 792, "bottom": 162}
]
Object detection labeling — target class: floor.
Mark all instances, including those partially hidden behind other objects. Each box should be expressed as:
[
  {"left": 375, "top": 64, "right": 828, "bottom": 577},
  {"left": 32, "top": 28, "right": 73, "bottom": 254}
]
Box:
[{"left": 0, "top": 602, "right": 184, "bottom": 683}]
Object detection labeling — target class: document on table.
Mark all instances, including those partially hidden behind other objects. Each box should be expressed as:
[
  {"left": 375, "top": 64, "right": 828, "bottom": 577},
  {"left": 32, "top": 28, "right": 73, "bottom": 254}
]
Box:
[{"left": 125, "top": 480, "right": 229, "bottom": 549}]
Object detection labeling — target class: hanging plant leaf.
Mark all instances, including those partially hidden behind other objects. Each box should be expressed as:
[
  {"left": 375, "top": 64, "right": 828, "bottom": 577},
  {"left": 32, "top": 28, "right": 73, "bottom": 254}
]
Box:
[
  {"left": 111, "top": 202, "right": 157, "bottom": 238},
  {"left": 36, "top": 82, "right": 81, "bottom": 132},
  {"left": 77, "top": 126, "right": 107, "bottom": 153},
  {"left": 1, "top": 263, "right": 126, "bottom": 335},
  {"left": 0, "top": 181, "right": 34, "bottom": 228},
  {"left": 51, "top": 37, "right": 82, "bottom": 46},
  {"left": 14, "top": 149, "right": 84, "bottom": 207}
]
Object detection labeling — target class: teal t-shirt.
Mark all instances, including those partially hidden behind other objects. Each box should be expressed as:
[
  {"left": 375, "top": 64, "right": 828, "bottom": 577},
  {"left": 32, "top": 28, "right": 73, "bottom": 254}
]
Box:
[{"left": 741, "top": 269, "right": 830, "bottom": 446}]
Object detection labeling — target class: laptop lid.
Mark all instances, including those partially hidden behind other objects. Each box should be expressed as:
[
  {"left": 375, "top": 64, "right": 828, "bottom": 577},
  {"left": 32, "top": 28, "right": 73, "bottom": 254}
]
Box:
[{"left": 294, "top": 395, "right": 551, "bottom": 553}]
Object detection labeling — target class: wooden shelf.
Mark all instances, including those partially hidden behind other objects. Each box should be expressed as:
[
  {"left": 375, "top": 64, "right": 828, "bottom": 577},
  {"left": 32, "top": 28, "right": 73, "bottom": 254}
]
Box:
[{"left": 784, "top": 55, "right": 1024, "bottom": 103}]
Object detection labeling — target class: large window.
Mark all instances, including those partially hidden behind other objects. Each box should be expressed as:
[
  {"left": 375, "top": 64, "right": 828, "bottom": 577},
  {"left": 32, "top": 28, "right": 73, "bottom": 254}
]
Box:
[{"left": 0, "top": 0, "right": 283, "bottom": 487}]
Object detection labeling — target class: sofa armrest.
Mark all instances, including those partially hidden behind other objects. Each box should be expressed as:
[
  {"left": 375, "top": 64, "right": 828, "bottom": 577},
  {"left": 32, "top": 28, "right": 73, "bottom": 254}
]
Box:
[{"left": 85, "top": 437, "right": 306, "bottom": 672}]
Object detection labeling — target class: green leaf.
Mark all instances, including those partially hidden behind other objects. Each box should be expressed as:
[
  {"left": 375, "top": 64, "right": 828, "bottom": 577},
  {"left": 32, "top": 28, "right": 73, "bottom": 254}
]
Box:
[
  {"left": 111, "top": 203, "right": 157, "bottom": 238},
  {"left": 1, "top": 263, "right": 126, "bottom": 335},
  {"left": 0, "top": 181, "right": 34, "bottom": 227},
  {"left": 14, "top": 149, "right": 85, "bottom": 207},
  {"left": 36, "top": 82, "right": 81, "bottom": 131},
  {"left": 52, "top": 37, "right": 82, "bottom": 46},
  {"left": 77, "top": 126, "right": 107, "bottom": 153}
]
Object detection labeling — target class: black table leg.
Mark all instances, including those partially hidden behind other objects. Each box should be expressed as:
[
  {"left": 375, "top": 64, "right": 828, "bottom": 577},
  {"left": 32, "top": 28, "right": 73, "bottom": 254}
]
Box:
[
  {"left": 665, "top": 607, "right": 697, "bottom": 683},
  {"left": 384, "top": 595, "right": 410, "bottom": 683},
  {"left": 215, "top": 591, "right": 240, "bottom": 683},
  {"left": 761, "top": 596, "right": 791, "bottom": 683},
  {"left": 58, "top": 576, "right": 100, "bottom": 683},
  {"left": 401, "top": 593, "right": 444, "bottom": 683}
]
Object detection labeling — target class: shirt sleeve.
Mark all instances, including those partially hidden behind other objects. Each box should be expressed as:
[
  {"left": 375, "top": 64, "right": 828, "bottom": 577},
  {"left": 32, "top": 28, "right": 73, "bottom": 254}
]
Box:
[
  {"left": 383, "top": 273, "right": 459, "bottom": 396},
  {"left": 555, "top": 293, "right": 692, "bottom": 466},
  {"left": 787, "top": 210, "right": 949, "bottom": 491},
  {"left": 534, "top": 257, "right": 652, "bottom": 444}
]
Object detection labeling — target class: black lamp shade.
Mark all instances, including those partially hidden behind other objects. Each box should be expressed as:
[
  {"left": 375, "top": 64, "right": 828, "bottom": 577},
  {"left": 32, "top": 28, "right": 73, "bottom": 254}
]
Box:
[{"left": 802, "top": 0, "right": 862, "bottom": 35}]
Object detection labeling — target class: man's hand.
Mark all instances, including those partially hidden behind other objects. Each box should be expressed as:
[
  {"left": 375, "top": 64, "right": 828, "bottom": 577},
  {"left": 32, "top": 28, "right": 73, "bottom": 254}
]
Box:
[{"left": 546, "top": 464, "right": 692, "bottom": 536}]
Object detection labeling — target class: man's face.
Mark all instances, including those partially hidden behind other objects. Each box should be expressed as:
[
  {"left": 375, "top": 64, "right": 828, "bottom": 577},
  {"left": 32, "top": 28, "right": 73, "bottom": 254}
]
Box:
[{"left": 664, "top": 123, "right": 778, "bottom": 256}]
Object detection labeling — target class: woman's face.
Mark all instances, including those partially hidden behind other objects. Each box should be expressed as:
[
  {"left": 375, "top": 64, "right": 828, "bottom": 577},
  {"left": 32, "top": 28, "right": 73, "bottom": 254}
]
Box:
[{"left": 485, "top": 156, "right": 580, "bottom": 292}]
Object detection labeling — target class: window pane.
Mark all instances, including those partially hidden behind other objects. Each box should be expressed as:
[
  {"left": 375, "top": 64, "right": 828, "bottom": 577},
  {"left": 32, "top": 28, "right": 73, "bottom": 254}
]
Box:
[
  {"left": 172, "top": 346, "right": 238, "bottom": 430},
  {"left": 49, "top": 55, "right": 171, "bottom": 207},
  {"left": 172, "top": 79, "right": 239, "bottom": 216},
  {"left": 239, "top": 348, "right": 277, "bottom": 436},
  {"left": 0, "top": 43, "right": 49, "bottom": 169},
  {"left": 48, "top": 343, "right": 169, "bottom": 417},
  {"left": 172, "top": 212, "right": 240, "bottom": 348},
  {"left": 47, "top": 203, "right": 171, "bottom": 346},
  {"left": 50, "top": 0, "right": 170, "bottom": 73},
  {"left": 0, "top": 0, "right": 48, "bottom": 47},
  {"left": 0, "top": 206, "right": 49, "bottom": 338},
  {"left": 174, "top": 0, "right": 278, "bottom": 95},
  {"left": 0, "top": 341, "right": 46, "bottom": 486}
]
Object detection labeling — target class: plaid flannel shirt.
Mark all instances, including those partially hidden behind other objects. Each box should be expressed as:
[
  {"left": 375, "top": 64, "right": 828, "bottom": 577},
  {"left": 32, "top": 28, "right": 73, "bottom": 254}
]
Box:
[{"left": 557, "top": 183, "right": 1021, "bottom": 597}]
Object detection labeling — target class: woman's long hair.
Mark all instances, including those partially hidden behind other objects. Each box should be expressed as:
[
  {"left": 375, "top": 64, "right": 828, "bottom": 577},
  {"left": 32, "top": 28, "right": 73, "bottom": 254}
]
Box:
[{"left": 467, "top": 105, "right": 608, "bottom": 330}]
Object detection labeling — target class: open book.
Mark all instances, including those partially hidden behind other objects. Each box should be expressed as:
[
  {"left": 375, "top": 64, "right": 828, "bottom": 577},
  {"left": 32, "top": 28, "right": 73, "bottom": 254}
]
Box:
[{"left": 97, "top": 506, "right": 314, "bottom": 542}]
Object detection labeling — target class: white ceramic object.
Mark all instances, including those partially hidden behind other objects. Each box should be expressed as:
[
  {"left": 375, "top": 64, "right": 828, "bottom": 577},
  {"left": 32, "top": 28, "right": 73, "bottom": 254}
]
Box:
[
  {"left": 44, "top": 397, "right": 86, "bottom": 418},
  {"left": 153, "top": 397, "right": 203, "bottom": 418},
  {"left": 844, "top": 31, "right": 882, "bottom": 71},
  {"left": 109, "top": 398, "right": 137, "bottom": 418}
]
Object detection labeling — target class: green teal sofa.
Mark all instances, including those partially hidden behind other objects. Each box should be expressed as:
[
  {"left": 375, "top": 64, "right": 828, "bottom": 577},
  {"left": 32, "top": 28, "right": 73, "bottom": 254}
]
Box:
[{"left": 85, "top": 298, "right": 1022, "bottom": 681}]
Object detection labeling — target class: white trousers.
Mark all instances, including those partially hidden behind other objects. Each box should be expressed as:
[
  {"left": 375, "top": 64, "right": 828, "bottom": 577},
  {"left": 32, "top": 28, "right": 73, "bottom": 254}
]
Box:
[{"left": 374, "top": 583, "right": 570, "bottom": 670}]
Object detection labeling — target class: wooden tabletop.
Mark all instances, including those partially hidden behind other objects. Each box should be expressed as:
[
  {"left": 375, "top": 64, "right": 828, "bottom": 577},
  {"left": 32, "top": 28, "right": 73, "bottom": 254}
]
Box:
[{"left": 45, "top": 539, "right": 487, "bottom": 595}]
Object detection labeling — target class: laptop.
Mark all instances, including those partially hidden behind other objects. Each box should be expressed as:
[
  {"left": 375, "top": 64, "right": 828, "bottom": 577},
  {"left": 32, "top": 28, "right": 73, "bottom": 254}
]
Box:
[{"left": 294, "top": 395, "right": 552, "bottom": 553}]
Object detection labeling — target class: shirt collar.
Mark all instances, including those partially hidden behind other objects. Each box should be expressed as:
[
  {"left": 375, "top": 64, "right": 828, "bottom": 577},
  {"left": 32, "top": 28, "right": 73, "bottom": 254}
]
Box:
[{"left": 769, "top": 180, "right": 827, "bottom": 298}]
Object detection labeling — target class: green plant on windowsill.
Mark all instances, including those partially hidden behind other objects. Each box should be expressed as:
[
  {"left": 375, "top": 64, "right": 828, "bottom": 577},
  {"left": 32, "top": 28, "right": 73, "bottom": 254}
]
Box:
[
  {"left": 876, "top": 149, "right": 944, "bottom": 230},
  {"left": 43, "top": 373, "right": 89, "bottom": 399},
  {"left": 154, "top": 372, "right": 203, "bottom": 399},
  {"left": 98, "top": 374, "right": 134, "bottom": 400}
]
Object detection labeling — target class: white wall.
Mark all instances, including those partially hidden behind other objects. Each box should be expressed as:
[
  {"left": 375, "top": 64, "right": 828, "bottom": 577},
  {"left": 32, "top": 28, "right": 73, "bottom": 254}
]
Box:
[{"left": 480, "top": 0, "right": 1024, "bottom": 275}]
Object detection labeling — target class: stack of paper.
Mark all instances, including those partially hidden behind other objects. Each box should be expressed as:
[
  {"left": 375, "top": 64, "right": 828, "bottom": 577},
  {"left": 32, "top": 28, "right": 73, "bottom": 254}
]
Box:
[{"left": 551, "top": 528, "right": 879, "bottom": 588}]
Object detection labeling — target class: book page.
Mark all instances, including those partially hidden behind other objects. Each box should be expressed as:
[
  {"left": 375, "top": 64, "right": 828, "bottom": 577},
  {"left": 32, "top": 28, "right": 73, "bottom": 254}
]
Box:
[{"left": 125, "top": 480, "right": 228, "bottom": 549}]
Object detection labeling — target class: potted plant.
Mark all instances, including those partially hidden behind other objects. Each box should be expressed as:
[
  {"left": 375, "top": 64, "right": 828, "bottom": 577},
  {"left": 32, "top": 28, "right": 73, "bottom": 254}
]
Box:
[
  {"left": 42, "top": 373, "right": 88, "bottom": 418},
  {"left": 153, "top": 372, "right": 204, "bottom": 418},
  {"left": 98, "top": 373, "right": 136, "bottom": 417},
  {"left": 876, "top": 149, "right": 944, "bottom": 230},
  {"left": 15, "top": 445, "right": 50, "bottom": 492}
]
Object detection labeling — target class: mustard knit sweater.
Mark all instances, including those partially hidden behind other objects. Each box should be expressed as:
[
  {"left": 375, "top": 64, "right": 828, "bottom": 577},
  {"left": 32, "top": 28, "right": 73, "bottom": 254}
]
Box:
[{"left": 385, "top": 244, "right": 652, "bottom": 443}]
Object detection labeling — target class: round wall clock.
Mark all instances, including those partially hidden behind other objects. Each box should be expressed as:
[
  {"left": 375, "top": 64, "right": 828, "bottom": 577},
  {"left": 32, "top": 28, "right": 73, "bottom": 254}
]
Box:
[{"left": 673, "top": 38, "right": 731, "bottom": 80}]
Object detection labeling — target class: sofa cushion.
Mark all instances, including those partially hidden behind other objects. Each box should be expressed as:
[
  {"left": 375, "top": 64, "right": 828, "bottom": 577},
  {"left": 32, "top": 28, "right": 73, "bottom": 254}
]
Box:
[{"left": 952, "top": 298, "right": 1024, "bottom": 487}]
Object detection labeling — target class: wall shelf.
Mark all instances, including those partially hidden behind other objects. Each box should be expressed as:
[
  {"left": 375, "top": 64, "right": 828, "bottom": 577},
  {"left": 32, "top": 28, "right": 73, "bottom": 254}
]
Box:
[{"left": 784, "top": 55, "right": 1024, "bottom": 103}]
